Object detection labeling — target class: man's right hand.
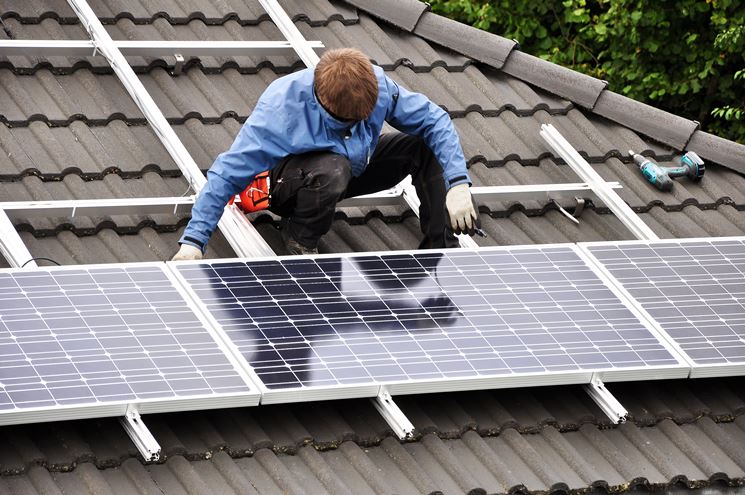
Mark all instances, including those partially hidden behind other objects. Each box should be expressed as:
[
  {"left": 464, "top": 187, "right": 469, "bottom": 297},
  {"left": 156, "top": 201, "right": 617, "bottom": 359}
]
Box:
[{"left": 172, "top": 244, "right": 203, "bottom": 261}]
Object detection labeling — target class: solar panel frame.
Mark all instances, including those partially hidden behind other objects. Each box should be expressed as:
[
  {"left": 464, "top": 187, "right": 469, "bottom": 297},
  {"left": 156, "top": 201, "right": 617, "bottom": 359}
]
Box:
[
  {"left": 579, "top": 236, "right": 745, "bottom": 378},
  {"left": 169, "top": 245, "right": 689, "bottom": 404},
  {"left": 0, "top": 262, "right": 261, "bottom": 426}
]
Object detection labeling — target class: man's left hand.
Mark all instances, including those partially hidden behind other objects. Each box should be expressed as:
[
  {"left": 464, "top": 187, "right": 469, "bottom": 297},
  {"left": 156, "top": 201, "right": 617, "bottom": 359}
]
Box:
[{"left": 445, "top": 183, "right": 480, "bottom": 236}]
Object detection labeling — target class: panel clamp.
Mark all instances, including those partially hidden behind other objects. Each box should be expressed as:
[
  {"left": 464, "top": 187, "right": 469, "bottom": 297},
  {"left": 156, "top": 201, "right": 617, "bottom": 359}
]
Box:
[
  {"left": 120, "top": 405, "right": 162, "bottom": 461},
  {"left": 584, "top": 375, "right": 628, "bottom": 424},
  {"left": 372, "top": 388, "right": 415, "bottom": 440}
]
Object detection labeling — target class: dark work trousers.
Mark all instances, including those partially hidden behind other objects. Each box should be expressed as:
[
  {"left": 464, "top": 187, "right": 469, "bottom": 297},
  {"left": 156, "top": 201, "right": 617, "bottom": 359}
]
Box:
[{"left": 268, "top": 132, "right": 458, "bottom": 249}]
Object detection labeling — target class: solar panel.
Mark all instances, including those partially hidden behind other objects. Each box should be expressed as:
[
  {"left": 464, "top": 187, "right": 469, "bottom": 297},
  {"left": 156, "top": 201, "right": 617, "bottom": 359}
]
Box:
[
  {"left": 0, "top": 263, "right": 259, "bottom": 425},
  {"left": 582, "top": 237, "right": 745, "bottom": 377},
  {"left": 171, "top": 246, "right": 687, "bottom": 403}
]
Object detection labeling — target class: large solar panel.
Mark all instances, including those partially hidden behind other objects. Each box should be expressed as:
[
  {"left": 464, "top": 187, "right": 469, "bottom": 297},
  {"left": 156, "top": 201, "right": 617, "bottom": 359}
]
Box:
[
  {"left": 582, "top": 237, "right": 745, "bottom": 377},
  {"left": 171, "top": 246, "right": 688, "bottom": 403},
  {"left": 0, "top": 263, "right": 259, "bottom": 425}
]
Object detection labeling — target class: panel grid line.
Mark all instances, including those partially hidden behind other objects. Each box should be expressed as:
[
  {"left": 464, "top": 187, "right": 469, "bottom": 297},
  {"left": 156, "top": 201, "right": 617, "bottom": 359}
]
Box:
[
  {"left": 173, "top": 246, "right": 686, "bottom": 398},
  {"left": 583, "top": 238, "right": 745, "bottom": 374},
  {"left": 0, "top": 263, "right": 257, "bottom": 416}
]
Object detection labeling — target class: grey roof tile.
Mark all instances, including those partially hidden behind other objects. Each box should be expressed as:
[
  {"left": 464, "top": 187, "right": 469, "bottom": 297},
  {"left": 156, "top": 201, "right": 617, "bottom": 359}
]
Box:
[
  {"left": 0, "top": 0, "right": 358, "bottom": 25},
  {"left": 688, "top": 130, "right": 745, "bottom": 175},
  {"left": 0, "top": 380, "right": 741, "bottom": 490},
  {"left": 1, "top": 414, "right": 744, "bottom": 493},
  {"left": 502, "top": 50, "right": 608, "bottom": 109},
  {"left": 344, "top": 0, "right": 427, "bottom": 32},
  {"left": 414, "top": 11, "right": 517, "bottom": 69},
  {"left": 0, "top": 0, "right": 76, "bottom": 22},
  {"left": 0, "top": 121, "right": 176, "bottom": 178},
  {"left": 593, "top": 90, "right": 700, "bottom": 150},
  {"left": 17, "top": 227, "right": 234, "bottom": 265},
  {"left": 1, "top": 15, "right": 469, "bottom": 73}
]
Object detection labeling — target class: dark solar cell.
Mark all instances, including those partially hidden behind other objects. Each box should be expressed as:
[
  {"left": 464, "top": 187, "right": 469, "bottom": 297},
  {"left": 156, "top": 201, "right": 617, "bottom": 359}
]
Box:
[{"left": 176, "top": 247, "right": 681, "bottom": 394}]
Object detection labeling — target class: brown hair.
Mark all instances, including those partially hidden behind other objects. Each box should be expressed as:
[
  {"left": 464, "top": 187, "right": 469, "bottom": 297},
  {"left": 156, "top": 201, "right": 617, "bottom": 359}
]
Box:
[{"left": 315, "top": 48, "right": 378, "bottom": 121}]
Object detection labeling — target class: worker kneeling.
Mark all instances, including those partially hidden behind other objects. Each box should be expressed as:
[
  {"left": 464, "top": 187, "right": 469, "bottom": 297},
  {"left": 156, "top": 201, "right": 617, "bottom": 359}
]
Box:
[{"left": 173, "top": 48, "right": 479, "bottom": 261}]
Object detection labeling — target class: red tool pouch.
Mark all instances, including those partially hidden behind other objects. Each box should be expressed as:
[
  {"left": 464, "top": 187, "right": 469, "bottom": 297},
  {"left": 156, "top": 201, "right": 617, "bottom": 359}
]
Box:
[{"left": 231, "top": 171, "right": 271, "bottom": 213}]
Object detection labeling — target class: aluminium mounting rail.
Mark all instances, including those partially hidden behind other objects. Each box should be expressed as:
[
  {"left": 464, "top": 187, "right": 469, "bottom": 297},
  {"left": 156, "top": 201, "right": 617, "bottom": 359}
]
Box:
[
  {"left": 0, "top": 40, "right": 324, "bottom": 57},
  {"left": 540, "top": 124, "right": 658, "bottom": 241},
  {"left": 65, "top": 0, "right": 275, "bottom": 259},
  {"left": 540, "top": 123, "right": 658, "bottom": 420},
  {"left": 58, "top": 0, "right": 310, "bottom": 460},
  {"left": 0, "top": 209, "right": 36, "bottom": 268},
  {"left": 0, "top": 183, "right": 624, "bottom": 219}
]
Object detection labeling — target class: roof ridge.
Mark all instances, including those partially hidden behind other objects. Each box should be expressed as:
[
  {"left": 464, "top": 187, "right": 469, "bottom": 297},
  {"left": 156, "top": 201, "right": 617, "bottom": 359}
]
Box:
[{"left": 344, "top": 0, "right": 745, "bottom": 174}]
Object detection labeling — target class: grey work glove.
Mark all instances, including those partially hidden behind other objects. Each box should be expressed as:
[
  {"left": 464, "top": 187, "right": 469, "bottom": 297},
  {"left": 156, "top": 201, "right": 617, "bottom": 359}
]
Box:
[
  {"left": 172, "top": 244, "right": 203, "bottom": 261},
  {"left": 445, "top": 183, "right": 480, "bottom": 236}
]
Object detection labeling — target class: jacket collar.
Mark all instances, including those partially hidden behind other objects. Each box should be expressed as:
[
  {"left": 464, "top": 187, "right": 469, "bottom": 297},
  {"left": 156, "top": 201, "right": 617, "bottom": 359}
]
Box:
[{"left": 313, "top": 85, "right": 357, "bottom": 133}]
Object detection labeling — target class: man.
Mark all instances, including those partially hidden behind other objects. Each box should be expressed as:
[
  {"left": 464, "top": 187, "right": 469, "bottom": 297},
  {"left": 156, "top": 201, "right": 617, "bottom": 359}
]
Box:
[{"left": 173, "top": 48, "right": 479, "bottom": 261}]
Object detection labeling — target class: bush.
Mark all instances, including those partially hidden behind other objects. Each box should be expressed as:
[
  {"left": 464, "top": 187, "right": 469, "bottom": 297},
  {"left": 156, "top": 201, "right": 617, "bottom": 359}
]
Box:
[{"left": 431, "top": 0, "right": 745, "bottom": 143}]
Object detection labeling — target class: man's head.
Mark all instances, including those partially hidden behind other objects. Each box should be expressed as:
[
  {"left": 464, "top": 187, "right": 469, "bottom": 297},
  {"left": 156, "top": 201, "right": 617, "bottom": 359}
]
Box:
[{"left": 314, "top": 48, "right": 378, "bottom": 122}]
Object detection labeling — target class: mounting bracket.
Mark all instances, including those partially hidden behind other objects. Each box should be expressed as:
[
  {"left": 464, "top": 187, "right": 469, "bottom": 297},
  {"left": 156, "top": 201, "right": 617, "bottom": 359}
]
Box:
[
  {"left": 173, "top": 53, "right": 184, "bottom": 76},
  {"left": 372, "top": 388, "right": 415, "bottom": 440},
  {"left": 120, "top": 405, "right": 161, "bottom": 461},
  {"left": 551, "top": 199, "right": 580, "bottom": 224},
  {"left": 584, "top": 375, "right": 628, "bottom": 424}
]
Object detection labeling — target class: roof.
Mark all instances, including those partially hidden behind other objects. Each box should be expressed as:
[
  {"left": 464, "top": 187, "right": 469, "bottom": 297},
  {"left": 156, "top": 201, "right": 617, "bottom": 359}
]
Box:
[{"left": 1, "top": 0, "right": 745, "bottom": 493}]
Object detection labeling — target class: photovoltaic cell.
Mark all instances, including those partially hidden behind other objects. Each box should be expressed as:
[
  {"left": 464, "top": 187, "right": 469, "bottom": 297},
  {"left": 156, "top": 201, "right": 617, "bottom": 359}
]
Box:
[
  {"left": 0, "top": 263, "right": 256, "bottom": 416},
  {"left": 174, "top": 247, "right": 684, "bottom": 397},
  {"left": 585, "top": 238, "right": 745, "bottom": 370}
]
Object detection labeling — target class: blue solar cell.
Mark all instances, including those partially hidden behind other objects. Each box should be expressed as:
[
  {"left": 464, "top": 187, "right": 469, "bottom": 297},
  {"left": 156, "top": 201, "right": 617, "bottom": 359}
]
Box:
[{"left": 175, "top": 247, "right": 683, "bottom": 393}]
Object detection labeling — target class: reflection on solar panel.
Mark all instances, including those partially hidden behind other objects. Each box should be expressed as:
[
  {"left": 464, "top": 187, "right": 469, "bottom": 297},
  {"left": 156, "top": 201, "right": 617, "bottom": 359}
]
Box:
[
  {"left": 173, "top": 246, "right": 686, "bottom": 402},
  {"left": 0, "top": 263, "right": 258, "bottom": 425},
  {"left": 583, "top": 238, "right": 745, "bottom": 377}
]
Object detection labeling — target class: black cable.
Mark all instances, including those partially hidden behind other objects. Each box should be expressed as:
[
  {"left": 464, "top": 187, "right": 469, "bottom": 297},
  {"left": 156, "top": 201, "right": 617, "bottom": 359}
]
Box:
[{"left": 21, "top": 257, "right": 61, "bottom": 268}]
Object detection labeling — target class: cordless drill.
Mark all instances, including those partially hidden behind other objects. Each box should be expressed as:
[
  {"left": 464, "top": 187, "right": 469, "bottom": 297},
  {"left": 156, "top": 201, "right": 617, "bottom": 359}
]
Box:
[{"left": 628, "top": 150, "right": 705, "bottom": 192}]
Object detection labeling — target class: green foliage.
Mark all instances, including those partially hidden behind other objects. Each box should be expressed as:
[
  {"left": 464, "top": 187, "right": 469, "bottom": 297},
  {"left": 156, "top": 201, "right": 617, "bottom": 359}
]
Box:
[{"left": 430, "top": 0, "right": 745, "bottom": 143}]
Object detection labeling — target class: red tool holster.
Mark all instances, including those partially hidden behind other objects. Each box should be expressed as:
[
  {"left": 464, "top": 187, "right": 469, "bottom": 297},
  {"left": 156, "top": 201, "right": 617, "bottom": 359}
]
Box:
[{"left": 231, "top": 171, "right": 271, "bottom": 213}]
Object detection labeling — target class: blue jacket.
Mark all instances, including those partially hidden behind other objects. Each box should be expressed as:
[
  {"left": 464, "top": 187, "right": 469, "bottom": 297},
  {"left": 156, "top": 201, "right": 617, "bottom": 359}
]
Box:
[{"left": 181, "top": 65, "right": 471, "bottom": 250}]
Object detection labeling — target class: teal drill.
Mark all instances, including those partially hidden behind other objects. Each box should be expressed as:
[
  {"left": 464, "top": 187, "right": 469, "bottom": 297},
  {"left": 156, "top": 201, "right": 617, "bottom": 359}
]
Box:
[{"left": 628, "top": 150, "right": 705, "bottom": 192}]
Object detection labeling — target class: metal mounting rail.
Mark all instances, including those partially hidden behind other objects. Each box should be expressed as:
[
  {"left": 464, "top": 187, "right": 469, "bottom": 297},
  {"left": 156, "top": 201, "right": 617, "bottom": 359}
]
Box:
[
  {"left": 0, "top": 183, "right": 624, "bottom": 219},
  {"left": 258, "top": 0, "right": 321, "bottom": 67},
  {"left": 65, "top": 0, "right": 274, "bottom": 258},
  {"left": 372, "top": 388, "right": 415, "bottom": 440},
  {"left": 0, "top": 209, "right": 36, "bottom": 268},
  {"left": 120, "top": 406, "right": 161, "bottom": 462},
  {"left": 540, "top": 124, "right": 658, "bottom": 241},
  {"left": 584, "top": 375, "right": 629, "bottom": 424},
  {"left": 0, "top": 40, "right": 324, "bottom": 57}
]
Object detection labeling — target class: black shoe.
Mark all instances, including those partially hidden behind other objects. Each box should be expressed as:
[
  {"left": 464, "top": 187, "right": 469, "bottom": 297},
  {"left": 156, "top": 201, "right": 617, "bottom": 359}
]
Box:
[{"left": 280, "top": 221, "right": 319, "bottom": 255}]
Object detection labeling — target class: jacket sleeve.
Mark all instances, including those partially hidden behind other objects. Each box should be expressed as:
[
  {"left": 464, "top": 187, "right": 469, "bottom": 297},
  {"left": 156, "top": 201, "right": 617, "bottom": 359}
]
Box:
[
  {"left": 383, "top": 75, "right": 470, "bottom": 189},
  {"left": 180, "top": 99, "right": 290, "bottom": 250}
]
